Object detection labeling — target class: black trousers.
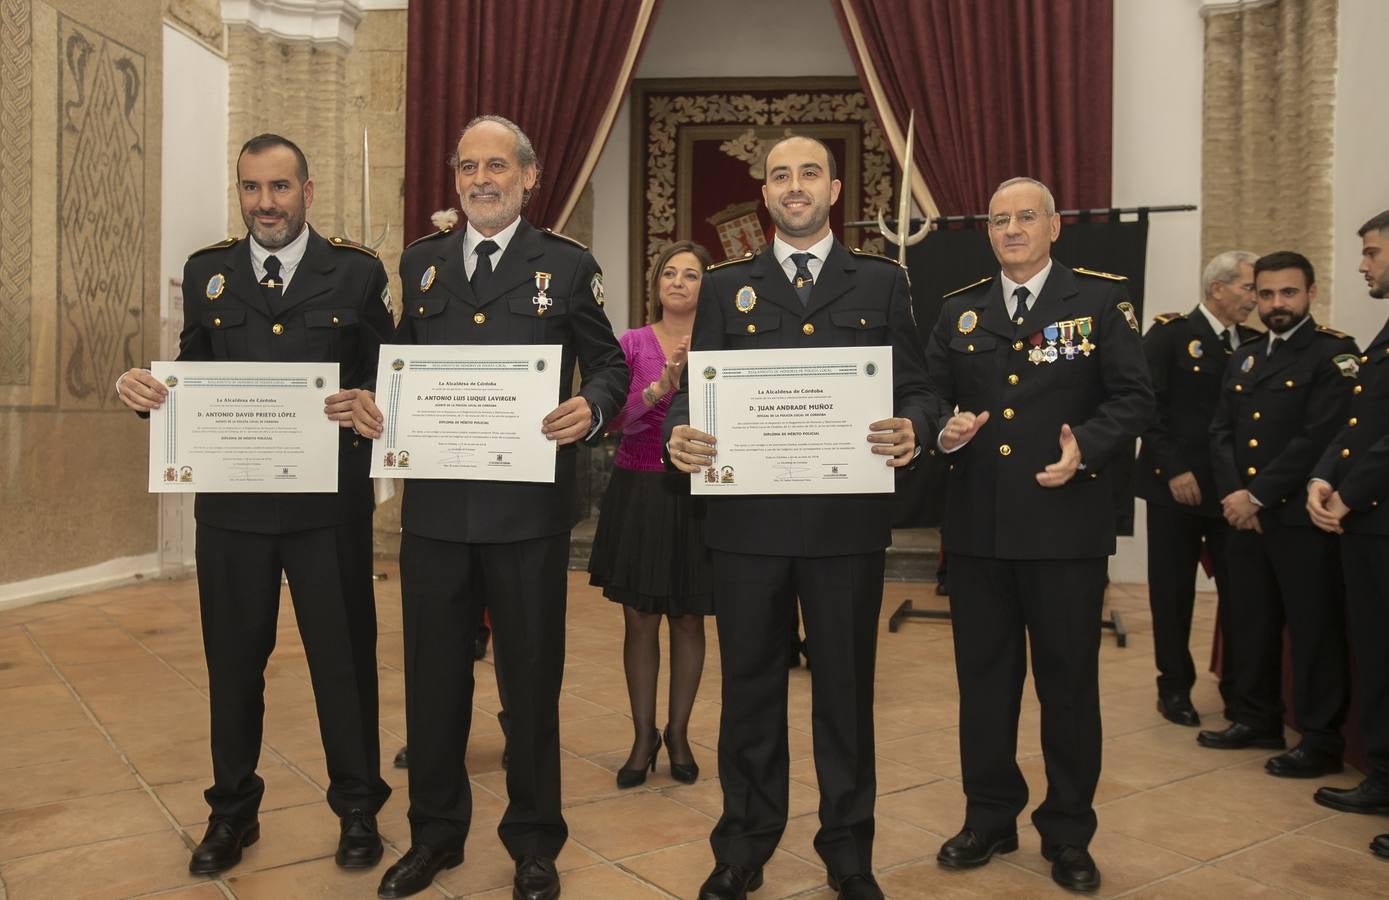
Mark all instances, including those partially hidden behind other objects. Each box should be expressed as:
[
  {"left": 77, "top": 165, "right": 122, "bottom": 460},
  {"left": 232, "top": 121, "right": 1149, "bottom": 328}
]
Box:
[
  {"left": 1223, "top": 522, "right": 1349, "bottom": 752},
  {"left": 709, "top": 549, "right": 883, "bottom": 878},
  {"left": 196, "top": 520, "right": 389, "bottom": 821},
  {"left": 399, "top": 530, "right": 568, "bottom": 858},
  {"left": 948, "top": 554, "right": 1106, "bottom": 849},
  {"left": 1145, "top": 502, "right": 1233, "bottom": 697},
  {"left": 1340, "top": 532, "right": 1389, "bottom": 781}
]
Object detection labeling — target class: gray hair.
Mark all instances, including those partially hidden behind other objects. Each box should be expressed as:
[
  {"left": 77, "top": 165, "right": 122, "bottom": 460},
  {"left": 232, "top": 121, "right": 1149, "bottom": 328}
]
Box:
[
  {"left": 1201, "top": 250, "right": 1258, "bottom": 296},
  {"left": 450, "top": 115, "right": 543, "bottom": 202},
  {"left": 992, "top": 176, "right": 1056, "bottom": 215}
]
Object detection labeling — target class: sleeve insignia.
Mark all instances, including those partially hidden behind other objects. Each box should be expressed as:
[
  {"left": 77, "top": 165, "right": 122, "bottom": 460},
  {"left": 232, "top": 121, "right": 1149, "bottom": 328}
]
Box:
[
  {"left": 1332, "top": 353, "right": 1360, "bottom": 378},
  {"left": 591, "top": 272, "right": 606, "bottom": 306},
  {"left": 1117, "top": 301, "right": 1140, "bottom": 332}
]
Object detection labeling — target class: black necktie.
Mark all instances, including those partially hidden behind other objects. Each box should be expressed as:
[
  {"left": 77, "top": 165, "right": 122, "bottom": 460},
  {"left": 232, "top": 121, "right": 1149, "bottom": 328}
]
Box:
[
  {"left": 790, "top": 252, "right": 815, "bottom": 306},
  {"left": 260, "top": 255, "right": 283, "bottom": 305},
  {"left": 1012, "top": 285, "right": 1031, "bottom": 326},
  {"left": 1220, "top": 328, "right": 1234, "bottom": 354},
  {"left": 1268, "top": 337, "right": 1281, "bottom": 358},
  {"left": 471, "top": 239, "right": 499, "bottom": 298}
]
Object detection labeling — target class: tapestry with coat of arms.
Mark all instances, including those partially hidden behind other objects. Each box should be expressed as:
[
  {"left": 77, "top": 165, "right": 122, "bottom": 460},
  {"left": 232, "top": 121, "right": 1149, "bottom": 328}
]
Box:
[{"left": 628, "top": 78, "right": 899, "bottom": 327}]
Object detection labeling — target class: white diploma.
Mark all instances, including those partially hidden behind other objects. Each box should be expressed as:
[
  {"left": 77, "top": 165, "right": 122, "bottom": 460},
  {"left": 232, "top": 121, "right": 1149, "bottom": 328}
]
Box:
[
  {"left": 148, "top": 361, "right": 339, "bottom": 493},
  {"left": 689, "top": 346, "right": 894, "bottom": 495},
  {"left": 370, "top": 344, "right": 562, "bottom": 482}
]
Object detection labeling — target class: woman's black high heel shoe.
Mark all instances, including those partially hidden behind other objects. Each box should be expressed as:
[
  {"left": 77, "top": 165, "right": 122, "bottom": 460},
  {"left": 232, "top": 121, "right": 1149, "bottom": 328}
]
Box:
[
  {"left": 616, "top": 729, "right": 661, "bottom": 788},
  {"left": 664, "top": 726, "right": 700, "bottom": 784}
]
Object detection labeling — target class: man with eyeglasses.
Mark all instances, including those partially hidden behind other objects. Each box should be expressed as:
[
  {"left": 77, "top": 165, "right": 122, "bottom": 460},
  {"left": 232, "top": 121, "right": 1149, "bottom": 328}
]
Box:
[
  {"left": 1136, "top": 251, "right": 1261, "bottom": 728},
  {"left": 927, "top": 177, "right": 1154, "bottom": 894}
]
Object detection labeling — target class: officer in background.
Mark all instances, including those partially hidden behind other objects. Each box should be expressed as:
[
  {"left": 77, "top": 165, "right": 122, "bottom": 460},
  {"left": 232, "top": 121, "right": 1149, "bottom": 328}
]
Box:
[
  {"left": 1201, "top": 251, "right": 1355, "bottom": 780},
  {"left": 115, "top": 134, "right": 394, "bottom": 875},
  {"left": 665, "top": 134, "right": 934, "bottom": 900},
  {"left": 1307, "top": 210, "right": 1389, "bottom": 861},
  {"left": 929, "top": 177, "right": 1154, "bottom": 894},
  {"left": 349, "top": 115, "right": 627, "bottom": 900},
  {"left": 1136, "top": 250, "right": 1260, "bottom": 727}
]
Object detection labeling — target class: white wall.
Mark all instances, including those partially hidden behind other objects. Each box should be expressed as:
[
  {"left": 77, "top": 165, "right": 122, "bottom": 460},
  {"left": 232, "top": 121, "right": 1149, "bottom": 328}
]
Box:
[
  {"left": 1330, "top": 0, "right": 1389, "bottom": 345},
  {"left": 589, "top": 0, "right": 855, "bottom": 333},
  {"left": 1109, "top": 0, "right": 1206, "bottom": 584}
]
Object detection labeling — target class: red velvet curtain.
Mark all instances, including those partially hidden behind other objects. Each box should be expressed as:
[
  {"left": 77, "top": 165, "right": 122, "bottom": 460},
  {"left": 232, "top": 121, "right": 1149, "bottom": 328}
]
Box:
[
  {"left": 405, "top": 0, "right": 658, "bottom": 241},
  {"left": 834, "top": 0, "right": 1113, "bottom": 216}
]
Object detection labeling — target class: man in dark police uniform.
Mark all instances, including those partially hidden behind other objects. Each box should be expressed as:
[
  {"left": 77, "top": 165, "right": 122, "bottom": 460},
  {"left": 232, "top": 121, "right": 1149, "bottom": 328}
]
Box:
[
  {"left": 1136, "top": 249, "right": 1260, "bottom": 727},
  {"left": 665, "top": 134, "right": 935, "bottom": 900},
  {"left": 348, "top": 115, "right": 627, "bottom": 900},
  {"left": 928, "top": 177, "right": 1154, "bottom": 894},
  {"left": 116, "top": 134, "right": 394, "bottom": 876}
]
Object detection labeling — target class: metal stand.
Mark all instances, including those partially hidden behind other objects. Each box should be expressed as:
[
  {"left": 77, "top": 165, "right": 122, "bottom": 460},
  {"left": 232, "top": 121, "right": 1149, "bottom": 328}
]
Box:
[{"left": 887, "top": 589, "right": 1128, "bottom": 647}]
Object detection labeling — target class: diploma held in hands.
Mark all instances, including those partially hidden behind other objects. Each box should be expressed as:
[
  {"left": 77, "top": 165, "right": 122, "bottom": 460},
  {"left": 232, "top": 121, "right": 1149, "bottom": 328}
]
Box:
[
  {"left": 370, "top": 344, "right": 562, "bottom": 482},
  {"left": 689, "top": 346, "right": 893, "bottom": 495},
  {"left": 148, "top": 361, "right": 339, "bottom": 493}
]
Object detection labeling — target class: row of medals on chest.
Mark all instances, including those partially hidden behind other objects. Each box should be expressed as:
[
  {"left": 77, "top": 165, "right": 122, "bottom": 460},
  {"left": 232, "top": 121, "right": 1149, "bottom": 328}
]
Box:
[
  {"left": 957, "top": 309, "right": 1096, "bottom": 365},
  {"left": 416, "top": 265, "right": 554, "bottom": 315}
]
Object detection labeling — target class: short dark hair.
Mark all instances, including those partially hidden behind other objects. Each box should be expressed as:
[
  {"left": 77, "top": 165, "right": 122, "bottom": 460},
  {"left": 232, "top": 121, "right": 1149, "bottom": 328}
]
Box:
[
  {"left": 1254, "top": 250, "right": 1315, "bottom": 289},
  {"left": 648, "top": 240, "right": 713, "bottom": 323},
  {"left": 1358, "top": 210, "right": 1389, "bottom": 238},
  {"left": 237, "top": 133, "right": 309, "bottom": 183},
  {"left": 764, "top": 134, "right": 838, "bottom": 182}
]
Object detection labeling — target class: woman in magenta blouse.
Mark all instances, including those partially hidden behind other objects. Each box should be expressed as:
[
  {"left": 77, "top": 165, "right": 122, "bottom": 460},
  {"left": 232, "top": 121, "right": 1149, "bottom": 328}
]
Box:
[{"left": 588, "top": 240, "right": 714, "bottom": 787}]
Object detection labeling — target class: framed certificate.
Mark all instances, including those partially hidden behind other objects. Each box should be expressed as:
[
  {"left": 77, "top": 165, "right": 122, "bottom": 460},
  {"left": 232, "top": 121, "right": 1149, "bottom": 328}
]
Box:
[
  {"left": 689, "top": 346, "right": 894, "bottom": 495},
  {"left": 148, "top": 361, "right": 340, "bottom": 493},
  {"left": 370, "top": 344, "right": 562, "bottom": 482}
]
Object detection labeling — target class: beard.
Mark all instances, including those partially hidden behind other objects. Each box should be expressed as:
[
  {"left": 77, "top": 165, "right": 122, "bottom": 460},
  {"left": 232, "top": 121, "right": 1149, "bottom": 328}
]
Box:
[
  {"left": 1371, "top": 273, "right": 1389, "bottom": 299},
  {"left": 243, "top": 205, "right": 305, "bottom": 250},
  {"left": 767, "top": 193, "right": 831, "bottom": 239},
  {"left": 461, "top": 183, "right": 525, "bottom": 233},
  {"left": 1260, "top": 308, "right": 1305, "bottom": 333}
]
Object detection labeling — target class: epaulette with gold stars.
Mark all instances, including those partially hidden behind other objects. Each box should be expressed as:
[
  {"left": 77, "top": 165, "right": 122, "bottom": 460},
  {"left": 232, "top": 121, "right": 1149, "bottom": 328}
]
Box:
[
  {"left": 541, "top": 227, "right": 588, "bottom": 251},
  {"left": 943, "top": 276, "right": 990, "bottom": 299},
  {"left": 1074, "top": 266, "right": 1128, "bottom": 281},
  {"left": 708, "top": 252, "right": 757, "bottom": 271},
  {"left": 328, "top": 236, "right": 379, "bottom": 258},
  {"left": 1152, "top": 312, "right": 1187, "bottom": 325},
  {"left": 405, "top": 228, "right": 452, "bottom": 250},
  {"left": 1316, "top": 325, "right": 1352, "bottom": 340},
  {"left": 188, "top": 237, "right": 238, "bottom": 259},
  {"left": 849, "top": 247, "right": 901, "bottom": 267}
]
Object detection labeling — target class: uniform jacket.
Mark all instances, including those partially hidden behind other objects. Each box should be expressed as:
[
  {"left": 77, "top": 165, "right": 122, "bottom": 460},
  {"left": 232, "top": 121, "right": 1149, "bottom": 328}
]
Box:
[
  {"left": 663, "top": 240, "right": 936, "bottom": 557},
  {"left": 393, "top": 220, "right": 627, "bottom": 544},
  {"left": 1136, "top": 307, "right": 1261, "bottom": 516},
  {"left": 926, "top": 262, "right": 1155, "bottom": 560},
  {"left": 1312, "top": 318, "right": 1389, "bottom": 534},
  {"left": 174, "top": 228, "right": 393, "bottom": 534},
  {"left": 1211, "top": 318, "right": 1358, "bottom": 528}
]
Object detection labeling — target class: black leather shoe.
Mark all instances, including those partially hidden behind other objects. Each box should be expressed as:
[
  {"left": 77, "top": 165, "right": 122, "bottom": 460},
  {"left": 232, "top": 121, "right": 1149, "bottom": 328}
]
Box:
[
  {"left": 827, "top": 872, "right": 884, "bottom": 899},
  {"left": 1314, "top": 779, "right": 1389, "bottom": 815},
  {"left": 188, "top": 818, "right": 259, "bottom": 875},
  {"left": 1156, "top": 692, "right": 1200, "bottom": 727},
  {"left": 393, "top": 745, "right": 409, "bottom": 769},
  {"left": 513, "top": 856, "right": 559, "bottom": 900},
  {"left": 377, "top": 845, "right": 463, "bottom": 898},
  {"left": 1196, "top": 722, "right": 1285, "bottom": 750},
  {"left": 1043, "top": 845, "right": 1101, "bottom": 893},
  {"left": 336, "top": 810, "right": 383, "bottom": 869},
  {"left": 1265, "top": 745, "right": 1343, "bottom": 778},
  {"left": 1372, "top": 834, "right": 1389, "bottom": 860},
  {"left": 935, "top": 828, "right": 1018, "bottom": 869},
  {"left": 698, "top": 863, "right": 763, "bottom": 899}
]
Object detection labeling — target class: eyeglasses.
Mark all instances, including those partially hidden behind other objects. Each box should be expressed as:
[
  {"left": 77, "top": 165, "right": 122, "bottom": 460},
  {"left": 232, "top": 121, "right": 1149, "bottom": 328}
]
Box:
[{"left": 988, "top": 210, "right": 1046, "bottom": 230}]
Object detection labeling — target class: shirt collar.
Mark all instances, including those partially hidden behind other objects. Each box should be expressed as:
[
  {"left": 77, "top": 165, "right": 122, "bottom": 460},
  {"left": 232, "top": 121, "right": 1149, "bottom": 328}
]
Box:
[
  {"left": 1000, "top": 259, "right": 1054, "bottom": 305},
  {"left": 1196, "top": 301, "right": 1229, "bottom": 336},
  {"left": 1269, "top": 314, "right": 1312, "bottom": 345},
  {"left": 465, "top": 217, "right": 522, "bottom": 259},
  {"left": 248, "top": 224, "right": 309, "bottom": 272},
  {"left": 772, "top": 231, "right": 835, "bottom": 268}
]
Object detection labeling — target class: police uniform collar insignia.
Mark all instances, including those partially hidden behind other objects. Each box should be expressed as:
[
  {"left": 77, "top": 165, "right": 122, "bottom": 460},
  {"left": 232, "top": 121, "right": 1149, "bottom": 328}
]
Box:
[
  {"left": 956, "top": 309, "right": 978, "bottom": 334},
  {"left": 533, "top": 271, "right": 552, "bottom": 315},
  {"left": 205, "top": 273, "right": 225, "bottom": 300},
  {"left": 1240, "top": 355, "right": 1255, "bottom": 373},
  {"left": 1188, "top": 339, "right": 1203, "bottom": 359},
  {"left": 735, "top": 286, "right": 757, "bottom": 313},
  {"left": 420, "top": 265, "right": 437, "bottom": 293}
]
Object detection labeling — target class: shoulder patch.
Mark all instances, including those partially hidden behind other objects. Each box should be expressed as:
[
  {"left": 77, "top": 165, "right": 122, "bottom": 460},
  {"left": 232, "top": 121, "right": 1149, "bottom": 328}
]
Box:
[
  {"left": 849, "top": 247, "right": 900, "bottom": 266},
  {"left": 188, "top": 236, "right": 238, "bottom": 259},
  {"left": 1074, "top": 266, "right": 1128, "bottom": 281},
  {"left": 1152, "top": 312, "right": 1187, "bottom": 326},
  {"left": 943, "top": 276, "right": 991, "bottom": 299},
  {"left": 1316, "top": 325, "right": 1351, "bottom": 340},
  {"left": 1332, "top": 353, "right": 1360, "bottom": 378},
  {"left": 708, "top": 252, "right": 757, "bottom": 272},
  {"left": 541, "top": 227, "right": 588, "bottom": 251},
  {"left": 327, "top": 236, "right": 379, "bottom": 258},
  {"left": 405, "top": 228, "right": 452, "bottom": 250}
]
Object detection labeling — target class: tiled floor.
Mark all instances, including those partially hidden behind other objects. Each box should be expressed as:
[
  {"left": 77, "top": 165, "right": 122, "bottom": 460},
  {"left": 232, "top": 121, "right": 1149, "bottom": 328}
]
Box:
[{"left": 0, "top": 569, "right": 1385, "bottom": 899}]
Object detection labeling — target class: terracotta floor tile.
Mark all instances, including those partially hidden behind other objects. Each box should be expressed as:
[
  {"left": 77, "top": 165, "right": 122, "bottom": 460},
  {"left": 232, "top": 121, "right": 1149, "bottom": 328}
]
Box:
[
  {"left": 1125, "top": 864, "right": 1300, "bottom": 898},
  {"left": 1007, "top": 827, "right": 1198, "bottom": 895},
  {"left": 0, "top": 789, "right": 171, "bottom": 861},
  {"left": 564, "top": 793, "right": 714, "bottom": 861},
  {"left": 432, "top": 831, "right": 600, "bottom": 896},
  {"left": 0, "top": 724, "right": 114, "bottom": 772},
  {"left": 225, "top": 855, "right": 389, "bottom": 899},
  {"left": 0, "top": 683, "right": 90, "bottom": 737},
  {"left": 153, "top": 763, "right": 324, "bottom": 827},
  {"left": 1217, "top": 833, "right": 1389, "bottom": 897},
  {"left": 874, "top": 856, "right": 1055, "bottom": 898},
  {"left": 621, "top": 841, "right": 825, "bottom": 899},
  {"left": 1295, "top": 809, "right": 1389, "bottom": 854},
  {"left": 1098, "top": 784, "right": 1282, "bottom": 860},
  {"left": 0, "top": 748, "right": 139, "bottom": 811},
  {"left": 0, "top": 829, "right": 199, "bottom": 900}
]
